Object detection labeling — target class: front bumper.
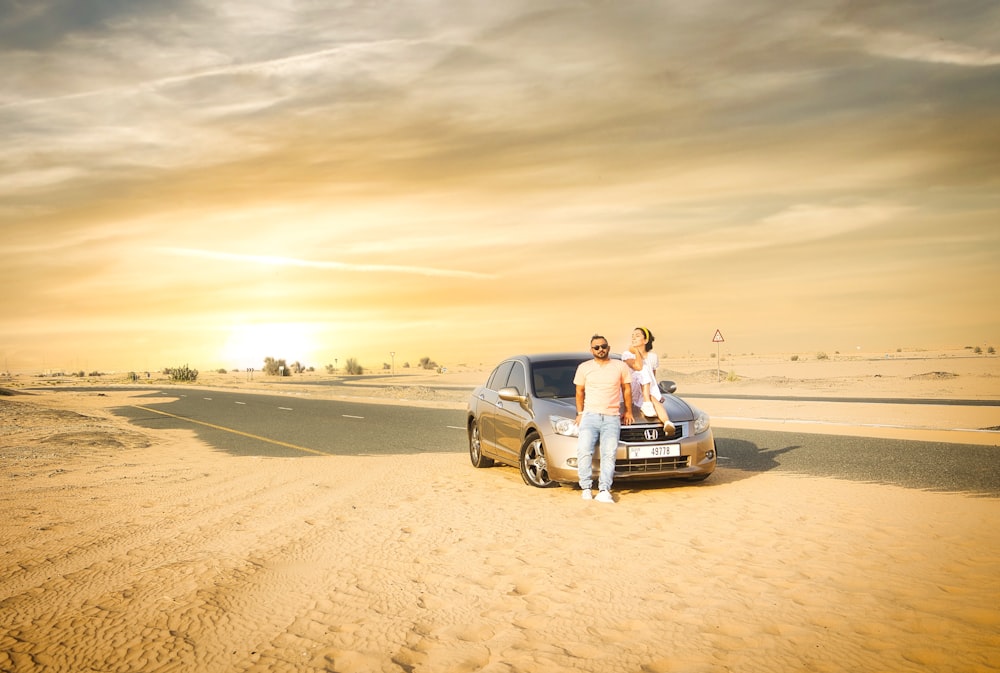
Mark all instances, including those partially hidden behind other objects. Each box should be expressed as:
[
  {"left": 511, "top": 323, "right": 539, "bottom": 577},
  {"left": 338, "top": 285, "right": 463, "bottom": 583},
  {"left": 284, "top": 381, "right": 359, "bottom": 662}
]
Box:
[{"left": 544, "top": 425, "right": 717, "bottom": 484}]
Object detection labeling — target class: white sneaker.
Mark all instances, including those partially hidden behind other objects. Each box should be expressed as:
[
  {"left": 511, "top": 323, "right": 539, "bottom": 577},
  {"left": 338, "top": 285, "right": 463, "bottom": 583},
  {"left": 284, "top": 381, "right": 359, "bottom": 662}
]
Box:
[
  {"left": 640, "top": 401, "right": 656, "bottom": 417},
  {"left": 595, "top": 490, "right": 614, "bottom": 504},
  {"left": 581, "top": 489, "right": 593, "bottom": 500}
]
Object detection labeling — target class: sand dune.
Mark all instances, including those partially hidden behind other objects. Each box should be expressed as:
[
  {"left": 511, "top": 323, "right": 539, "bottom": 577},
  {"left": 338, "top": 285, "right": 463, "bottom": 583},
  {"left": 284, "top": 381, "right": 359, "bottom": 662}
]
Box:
[{"left": 2, "top": 353, "right": 999, "bottom": 672}]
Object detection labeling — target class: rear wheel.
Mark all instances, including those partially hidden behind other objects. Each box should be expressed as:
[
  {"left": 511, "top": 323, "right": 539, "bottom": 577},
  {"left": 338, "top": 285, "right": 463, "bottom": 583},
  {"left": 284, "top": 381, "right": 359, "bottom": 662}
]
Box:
[
  {"left": 519, "top": 432, "right": 557, "bottom": 488},
  {"left": 468, "top": 420, "right": 494, "bottom": 468}
]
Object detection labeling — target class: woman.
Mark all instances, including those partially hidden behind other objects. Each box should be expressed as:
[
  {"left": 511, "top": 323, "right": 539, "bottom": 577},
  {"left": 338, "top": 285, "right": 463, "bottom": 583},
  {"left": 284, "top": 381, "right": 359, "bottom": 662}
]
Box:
[{"left": 621, "top": 326, "right": 674, "bottom": 434}]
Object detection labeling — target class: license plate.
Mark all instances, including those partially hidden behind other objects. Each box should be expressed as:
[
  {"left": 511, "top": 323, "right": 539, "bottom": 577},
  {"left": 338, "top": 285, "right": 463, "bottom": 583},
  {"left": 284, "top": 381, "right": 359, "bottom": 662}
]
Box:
[{"left": 628, "top": 444, "right": 680, "bottom": 459}]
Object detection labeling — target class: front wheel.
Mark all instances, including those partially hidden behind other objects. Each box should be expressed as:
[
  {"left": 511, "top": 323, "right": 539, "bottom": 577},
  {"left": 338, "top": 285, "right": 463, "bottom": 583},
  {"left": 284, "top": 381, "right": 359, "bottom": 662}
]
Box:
[
  {"left": 519, "top": 432, "right": 557, "bottom": 488},
  {"left": 469, "top": 420, "right": 494, "bottom": 468}
]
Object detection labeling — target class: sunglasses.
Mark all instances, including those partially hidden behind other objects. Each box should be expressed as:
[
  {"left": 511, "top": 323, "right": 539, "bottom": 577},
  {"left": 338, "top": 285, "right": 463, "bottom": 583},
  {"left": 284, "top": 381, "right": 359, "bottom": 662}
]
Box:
[{"left": 592, "top": 344, "right": 610, "bottom": 351}]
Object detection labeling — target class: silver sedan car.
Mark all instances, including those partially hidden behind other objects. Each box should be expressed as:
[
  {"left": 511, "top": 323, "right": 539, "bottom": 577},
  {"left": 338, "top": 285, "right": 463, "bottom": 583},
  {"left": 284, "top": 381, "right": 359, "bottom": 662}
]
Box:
[{"left": 467, "top": 352, "right": 716, "bottom": 488}]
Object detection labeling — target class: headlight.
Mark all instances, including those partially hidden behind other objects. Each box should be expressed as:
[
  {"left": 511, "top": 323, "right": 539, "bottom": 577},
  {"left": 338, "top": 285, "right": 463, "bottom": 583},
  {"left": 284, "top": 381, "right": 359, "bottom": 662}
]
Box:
[
  {"left": 692, "top": 410, "right": 711, "bottom": 435},
  {"left": 550, "top": 415, "right": 579, "bottom": 437}
]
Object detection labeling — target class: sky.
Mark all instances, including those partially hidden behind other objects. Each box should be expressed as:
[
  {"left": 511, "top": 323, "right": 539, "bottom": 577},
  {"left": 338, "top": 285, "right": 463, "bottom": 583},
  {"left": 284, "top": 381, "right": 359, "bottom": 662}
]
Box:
[{"left": 2, "top": 0, "right": 999, "bottom": 374}]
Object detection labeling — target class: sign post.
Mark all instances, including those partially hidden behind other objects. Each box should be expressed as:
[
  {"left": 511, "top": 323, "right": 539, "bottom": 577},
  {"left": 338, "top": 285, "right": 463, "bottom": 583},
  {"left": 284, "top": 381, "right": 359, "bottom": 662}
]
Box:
[{"left": 712, "top": 329, "right": 725, "bottom": 382}]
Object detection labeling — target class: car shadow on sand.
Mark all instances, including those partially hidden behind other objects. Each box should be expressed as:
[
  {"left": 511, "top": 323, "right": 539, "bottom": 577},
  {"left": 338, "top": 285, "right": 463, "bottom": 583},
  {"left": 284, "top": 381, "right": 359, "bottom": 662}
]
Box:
[{"left": 616, "top": 434, "right": 798, "bottom": 494}]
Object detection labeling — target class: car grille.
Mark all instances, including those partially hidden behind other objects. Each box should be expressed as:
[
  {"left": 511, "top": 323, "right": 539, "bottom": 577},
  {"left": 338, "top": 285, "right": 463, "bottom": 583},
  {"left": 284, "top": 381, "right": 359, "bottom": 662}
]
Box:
[
  {"left": 620, "top": 423, "right": 682, "bottom": 443},
  {"left": 617, "top": 456, "right": 690, "bottom": 473}
]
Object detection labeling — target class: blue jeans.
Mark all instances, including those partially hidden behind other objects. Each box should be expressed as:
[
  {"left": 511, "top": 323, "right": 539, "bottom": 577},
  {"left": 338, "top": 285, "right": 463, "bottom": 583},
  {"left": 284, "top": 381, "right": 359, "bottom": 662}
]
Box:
[{"left": 577, "top": 412, "right": 620, "bottom": 491}]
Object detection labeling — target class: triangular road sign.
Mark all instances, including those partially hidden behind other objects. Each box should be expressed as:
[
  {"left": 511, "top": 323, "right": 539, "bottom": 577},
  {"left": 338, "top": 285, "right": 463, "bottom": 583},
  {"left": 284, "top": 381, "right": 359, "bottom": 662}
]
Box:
[{"left": 712, "top": 329, "right": 725, "bottom": 343}]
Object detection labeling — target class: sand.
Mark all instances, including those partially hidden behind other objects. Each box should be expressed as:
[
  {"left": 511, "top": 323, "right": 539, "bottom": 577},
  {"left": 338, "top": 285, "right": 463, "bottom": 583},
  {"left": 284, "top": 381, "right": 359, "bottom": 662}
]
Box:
[{"left": 2, "top": 350, "right": 999, "bottom": 672}]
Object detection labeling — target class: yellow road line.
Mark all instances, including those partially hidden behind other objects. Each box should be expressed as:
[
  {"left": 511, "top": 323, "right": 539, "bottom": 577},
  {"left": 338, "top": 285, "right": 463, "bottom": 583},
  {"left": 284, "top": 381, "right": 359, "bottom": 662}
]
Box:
[{"left": 132, "top": 405, "right": 328, "bottom": 456}]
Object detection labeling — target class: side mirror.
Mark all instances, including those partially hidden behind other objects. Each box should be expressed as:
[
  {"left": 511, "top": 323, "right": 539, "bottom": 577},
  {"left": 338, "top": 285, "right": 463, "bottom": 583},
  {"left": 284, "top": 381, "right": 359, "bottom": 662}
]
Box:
[
  {"left": 498, "top": 387, "right": 526, "bottom": 403},
  {"left": 658, "top": 380, "right": 677, "bottom": 395}
]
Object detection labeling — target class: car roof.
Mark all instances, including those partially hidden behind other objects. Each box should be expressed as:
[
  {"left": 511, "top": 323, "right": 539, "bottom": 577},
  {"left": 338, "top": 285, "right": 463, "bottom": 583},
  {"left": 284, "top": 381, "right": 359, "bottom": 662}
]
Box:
[{"left": 510, "top": 352, "right": 590, "bottom": 364}]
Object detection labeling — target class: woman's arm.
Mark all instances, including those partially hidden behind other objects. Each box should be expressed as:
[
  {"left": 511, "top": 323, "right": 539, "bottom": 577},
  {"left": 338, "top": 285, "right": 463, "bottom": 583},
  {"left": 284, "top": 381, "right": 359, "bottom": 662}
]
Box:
[{"left": 623, "top": 346, "right": 645, "bottom": 371}]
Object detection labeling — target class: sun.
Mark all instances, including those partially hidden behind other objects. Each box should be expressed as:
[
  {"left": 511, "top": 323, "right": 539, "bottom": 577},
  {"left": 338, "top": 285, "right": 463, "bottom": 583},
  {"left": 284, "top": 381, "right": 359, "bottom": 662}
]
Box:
[{"left": 221, "top": 322, "right": 320, "bottom": 369}]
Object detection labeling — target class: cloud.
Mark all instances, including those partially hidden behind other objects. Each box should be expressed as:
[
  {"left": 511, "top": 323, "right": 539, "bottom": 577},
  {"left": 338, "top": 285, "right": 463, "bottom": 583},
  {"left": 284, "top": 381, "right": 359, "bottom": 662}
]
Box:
[
  {"left": 831, "top": 25, "right": 1000, "bottom": 67},
  {"left": 158, "top": 247, "right": 495, "bottom": 280}
]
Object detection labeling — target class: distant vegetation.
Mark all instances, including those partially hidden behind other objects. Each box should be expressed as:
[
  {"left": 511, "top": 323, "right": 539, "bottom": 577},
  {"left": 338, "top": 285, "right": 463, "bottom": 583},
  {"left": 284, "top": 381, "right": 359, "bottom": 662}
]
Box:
[
  {"left": 164, "top": 364, "right": 198, "bottom": 382},
  {"left": 344, "top": 358, "right": 363, "bottom": 375},
  {"left": 263, "top": 357, "right": 290, "bottom": 376}
]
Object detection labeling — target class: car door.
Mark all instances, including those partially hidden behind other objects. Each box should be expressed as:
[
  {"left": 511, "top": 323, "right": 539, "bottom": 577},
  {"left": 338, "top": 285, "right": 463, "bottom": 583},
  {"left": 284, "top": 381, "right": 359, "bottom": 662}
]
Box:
[
  {"left": 475, "top": 360, "right": 514, "bottom": 458},
  {"left": 493, "top": 361, "right": 532, "bottom": 463}
]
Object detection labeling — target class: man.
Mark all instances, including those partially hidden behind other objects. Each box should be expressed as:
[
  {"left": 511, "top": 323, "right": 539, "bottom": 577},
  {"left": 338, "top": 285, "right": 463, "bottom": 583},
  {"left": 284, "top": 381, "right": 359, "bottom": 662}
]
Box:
[{"left": 574, "top": 334, "right": 634, "bottom": 503}]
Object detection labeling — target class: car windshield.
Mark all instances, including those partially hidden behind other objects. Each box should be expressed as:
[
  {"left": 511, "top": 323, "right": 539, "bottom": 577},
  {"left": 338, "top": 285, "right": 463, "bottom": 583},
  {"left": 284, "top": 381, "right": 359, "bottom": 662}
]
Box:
[{"left": 531, "top": 360, "right": 582, "bottom": 399}]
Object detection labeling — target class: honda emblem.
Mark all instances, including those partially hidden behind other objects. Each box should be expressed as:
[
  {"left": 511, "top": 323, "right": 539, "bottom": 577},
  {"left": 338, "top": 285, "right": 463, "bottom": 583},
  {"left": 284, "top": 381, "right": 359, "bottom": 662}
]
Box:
[{"left": 644, "top": 429, "right": 659, "bottom": 441}]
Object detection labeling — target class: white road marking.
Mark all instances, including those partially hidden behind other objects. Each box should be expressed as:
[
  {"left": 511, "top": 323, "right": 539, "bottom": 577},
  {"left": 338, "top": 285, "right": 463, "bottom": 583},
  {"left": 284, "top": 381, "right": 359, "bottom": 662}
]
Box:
[
  {"left": 235, "top": 401, "right": 246, "bottom": 405},
  {"left": 278, "top": 407, "right": 293, "bottom": 411},
  {"left": 342, "top": 414, "right": 364, "bottom": 419}
]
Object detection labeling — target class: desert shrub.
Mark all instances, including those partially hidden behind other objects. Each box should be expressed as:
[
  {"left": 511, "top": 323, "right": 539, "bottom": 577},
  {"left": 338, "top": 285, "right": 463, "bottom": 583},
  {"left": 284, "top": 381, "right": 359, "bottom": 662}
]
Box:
[
  {"left": 816, "top": 352, "right": 829, "bottom": 360},
  {"left": 325, "top": 363, "right": 337, "bottom": 374},
  {"left": 263, "top": 357, "right": 290, "bottom": 376},
  {"left": 419, "top": 356, "right": 438, "bottom": 370},
  {"left": 790, "top": 355, "right": 799, "bottom": 361},
  {"left": 989, "top": 346, "right": 996, "bottom": 355},
  {"left": 216, "top": 368, "right": 227, "bottom": 374},
  {"left": 726, "top": 370, "right": 739, "bottom": 382},
  {"left": 165, "top": 364, "right": 199, "bottom": 382},
  {"left": 344, "top": 358, "right": 363, "bottom": 375}
]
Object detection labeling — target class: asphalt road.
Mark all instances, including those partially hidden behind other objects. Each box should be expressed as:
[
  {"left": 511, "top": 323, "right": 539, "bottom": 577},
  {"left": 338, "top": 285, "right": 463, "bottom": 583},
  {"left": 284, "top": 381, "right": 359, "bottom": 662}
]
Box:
[
  {"left": 96, "top": 387, "right": 1000, "bottom": 497},
  {"left": 113, "top": 388, "right": 467, "bottom": 458}
]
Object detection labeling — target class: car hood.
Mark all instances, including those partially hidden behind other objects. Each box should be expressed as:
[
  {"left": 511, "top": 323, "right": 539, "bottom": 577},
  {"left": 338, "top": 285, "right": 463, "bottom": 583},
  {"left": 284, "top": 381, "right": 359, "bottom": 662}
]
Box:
[{"left": 533, "top": 395, "right": 695, "bottom": 422}]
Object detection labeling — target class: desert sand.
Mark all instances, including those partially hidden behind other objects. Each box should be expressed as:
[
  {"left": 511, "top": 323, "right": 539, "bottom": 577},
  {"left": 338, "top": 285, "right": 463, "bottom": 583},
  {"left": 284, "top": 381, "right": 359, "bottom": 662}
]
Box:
[{"left": 2, "top": 350, "right": 999, "bottom": 672}]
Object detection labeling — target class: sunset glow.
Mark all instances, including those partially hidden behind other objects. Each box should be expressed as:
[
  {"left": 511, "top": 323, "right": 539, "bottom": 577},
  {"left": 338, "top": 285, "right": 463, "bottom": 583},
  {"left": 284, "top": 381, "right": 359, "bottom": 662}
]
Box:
[{"left": 2, "top": 2, "right": 998, "bottom": 373}]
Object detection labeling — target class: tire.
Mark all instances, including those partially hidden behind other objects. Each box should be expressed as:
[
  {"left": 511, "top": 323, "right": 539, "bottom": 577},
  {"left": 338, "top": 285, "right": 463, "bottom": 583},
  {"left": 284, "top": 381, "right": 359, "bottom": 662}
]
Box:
[
  {"left": 468, "top": 420, "right": 494, "bottom": 468},
  {"left": 519, "top": 432, "right": 558, "bottom": 488}
]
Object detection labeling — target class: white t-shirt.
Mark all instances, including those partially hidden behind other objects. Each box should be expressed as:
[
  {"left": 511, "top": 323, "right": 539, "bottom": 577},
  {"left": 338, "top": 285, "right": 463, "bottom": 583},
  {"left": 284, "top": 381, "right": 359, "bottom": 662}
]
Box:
[{"left": 621, "top": 350, "right": 662, "bottom": 408}]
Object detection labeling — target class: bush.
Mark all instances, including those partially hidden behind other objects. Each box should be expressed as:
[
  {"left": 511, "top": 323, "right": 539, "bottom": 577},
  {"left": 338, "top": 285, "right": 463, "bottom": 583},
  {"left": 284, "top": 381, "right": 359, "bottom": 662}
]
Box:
[
  {"left": 263, "top": 357, "right": 290, "bottom": 376},
  {"left": 419, "top": 356, "right": 438, "bottom": 370},
  {"left": 165, "top": 364, "right": 199, "bottom": 382},
  {"left": 790, "top": 355, "right": 799, "bottom": 361},
  {"left": 816, "top": 352, "right": 829, "bottom": 360},
  {"left": 344, "top": 358, "right": 363, "bottom": 375}
]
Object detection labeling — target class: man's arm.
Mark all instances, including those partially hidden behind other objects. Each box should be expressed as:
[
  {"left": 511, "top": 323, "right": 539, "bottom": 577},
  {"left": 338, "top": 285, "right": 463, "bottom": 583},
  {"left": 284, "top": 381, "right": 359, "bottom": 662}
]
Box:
[
  {"left": 621, "top": 381, "right": 634, "bottom": 425},
  {"left": 575, "top": 384, "right": 586, "bottom": 423}
]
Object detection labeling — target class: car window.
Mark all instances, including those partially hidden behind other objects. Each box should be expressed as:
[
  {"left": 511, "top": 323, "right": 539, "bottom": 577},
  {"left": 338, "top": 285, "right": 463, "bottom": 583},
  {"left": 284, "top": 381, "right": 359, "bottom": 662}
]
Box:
[
  {"left": 506, "top": 362, "right": 527, "bottom": 396},
  {"left": 531, "top": 360, "right": 582, "bottom": 398},
  {"left": 486, "top": 361, "right": 515, "bottom": 391}
]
